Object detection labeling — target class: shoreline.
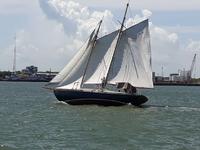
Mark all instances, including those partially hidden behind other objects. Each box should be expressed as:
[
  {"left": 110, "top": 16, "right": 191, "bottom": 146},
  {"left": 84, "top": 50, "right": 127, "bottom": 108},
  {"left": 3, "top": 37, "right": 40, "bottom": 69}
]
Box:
[
  {"left": 0, "top": 80, "right": 49, "bottom": 82},
  {"left": 154, "top": 83, "right": 200, "bottom": 86},
  {"left": 1, "top": 80, "right": 200, "bottom": 86}
]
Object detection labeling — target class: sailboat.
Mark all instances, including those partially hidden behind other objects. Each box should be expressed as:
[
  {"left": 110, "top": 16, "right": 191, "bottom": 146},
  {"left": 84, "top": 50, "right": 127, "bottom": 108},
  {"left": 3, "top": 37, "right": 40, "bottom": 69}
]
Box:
[{"left": 46, "top": 3, "right": 153, "bottom": 106}]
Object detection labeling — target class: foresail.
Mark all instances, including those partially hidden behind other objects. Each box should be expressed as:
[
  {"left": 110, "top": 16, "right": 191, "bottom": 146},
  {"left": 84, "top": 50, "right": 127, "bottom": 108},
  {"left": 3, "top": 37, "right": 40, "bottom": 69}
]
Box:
[
  {"left": 48, "top": 30, "right": 95, "bottom": 89},
  {"left": 82, "top": 30, "right": 119, "bottom": 85},
  {"left": 107, "top": 19, "right": 153, "bottom": 88}
]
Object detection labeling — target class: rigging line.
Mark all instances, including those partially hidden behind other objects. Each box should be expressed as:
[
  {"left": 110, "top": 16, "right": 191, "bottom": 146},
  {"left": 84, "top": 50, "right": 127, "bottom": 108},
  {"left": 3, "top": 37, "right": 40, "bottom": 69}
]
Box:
[
  {"left": 80, "top": 20, "right": 103, "bottom": 87},
  {"left": 128, "top": 3, "right": 134, "bottom": 19},
  {"left": 127, "top": 50, "right": 131, "bottom": 81},
  {"left": 54, "top": 32, "right": 98, "bottom": 88},
  {"left": 123, "top": 45, "right": 130, "bottom": 82},
  {"left": 99, "top": 15, "right": 105, "bottom": 38},
  {"left": 116, "top": 20, "right": 127, "bottom": 30},
  {"left": 58, "top": 39, "right": 93, "bottom": 86},
  {"left": 57, "top": 21, "right": 102, "bottom": 86},
  {"left": 97, "top": 60, "right": 107, "bottom": 84},
  {"left": 124, "top": 43, "right": 132, "bottom": 81},
  {"left": 123, "top": 64, "right": 128, "bottom": 82},
  {"left": 104, "top": 3, "right": 129, "bottom": 87},
  {"left": 102, "top": 57, "right": 108, "bottom": 76},
  {"left": 113, "top": 17, "right": 125, "bottom": 29},
  {"left": 96, "top": 56, "right": 108, "bottom": 84},
  {"left": 126, "top": 38, "right": 139, "bottom": 78},
  {"left": 54, "top": 31, "right": 94, "bottom": 82}
]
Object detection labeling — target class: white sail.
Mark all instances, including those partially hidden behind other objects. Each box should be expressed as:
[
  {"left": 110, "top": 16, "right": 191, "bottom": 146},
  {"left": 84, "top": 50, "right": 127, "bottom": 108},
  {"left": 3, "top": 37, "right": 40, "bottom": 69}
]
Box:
[
  {"left": 49, "top": 30, "right": 95, "bottom": 88},
  {"left": 107, "top": 19, "right": 153, "bottom": 88},
  {"left": 52, "top": 19, "right": 153, "bottom": 90},
  {"left": 82, "top": 30, "right": 119, "bottom": 85}
]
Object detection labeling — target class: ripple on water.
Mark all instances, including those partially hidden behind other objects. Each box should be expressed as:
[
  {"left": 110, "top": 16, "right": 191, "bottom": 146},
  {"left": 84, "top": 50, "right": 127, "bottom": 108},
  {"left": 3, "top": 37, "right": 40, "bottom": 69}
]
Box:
[
  {"left": 0, "top": 83, "right": 200, "bottom": 150},
  {"left": 0, "top": 144, "right": 18, "bottom": 150}
]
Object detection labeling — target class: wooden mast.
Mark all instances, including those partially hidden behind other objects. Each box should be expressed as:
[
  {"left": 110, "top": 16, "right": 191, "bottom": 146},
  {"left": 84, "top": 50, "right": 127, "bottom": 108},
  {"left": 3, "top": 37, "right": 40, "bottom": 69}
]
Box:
[
  {"left": 80, "top": 20, "right": 103, "bottom": 88},
  {"left": 103, "top": 3, "right": 129, "bottom": 88}
]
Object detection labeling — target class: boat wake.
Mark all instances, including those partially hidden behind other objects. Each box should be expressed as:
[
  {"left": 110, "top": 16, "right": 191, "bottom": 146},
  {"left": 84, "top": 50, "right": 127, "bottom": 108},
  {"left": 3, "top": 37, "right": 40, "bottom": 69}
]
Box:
[
  {"left": 0, "top": 144, "right": 17, "bottom": 150},
  {"left": 54, "top": 101, "right": 68, "bottom": 105},
  {"left": 142, "top": 104, "right": 200, "bottom": 111}
]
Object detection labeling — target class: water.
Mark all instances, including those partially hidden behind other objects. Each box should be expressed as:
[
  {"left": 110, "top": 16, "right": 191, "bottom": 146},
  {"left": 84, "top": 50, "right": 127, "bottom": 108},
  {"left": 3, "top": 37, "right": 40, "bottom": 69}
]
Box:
[{"left": 0, "top": 82, "right": 200, "bottom": 150}]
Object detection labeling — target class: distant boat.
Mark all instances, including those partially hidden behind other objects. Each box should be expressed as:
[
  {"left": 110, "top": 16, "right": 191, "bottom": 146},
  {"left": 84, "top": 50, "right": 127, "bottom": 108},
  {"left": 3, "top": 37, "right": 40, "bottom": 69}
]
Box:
[{"left": 46, "top": 3, "right": 153, "bottom": 106}]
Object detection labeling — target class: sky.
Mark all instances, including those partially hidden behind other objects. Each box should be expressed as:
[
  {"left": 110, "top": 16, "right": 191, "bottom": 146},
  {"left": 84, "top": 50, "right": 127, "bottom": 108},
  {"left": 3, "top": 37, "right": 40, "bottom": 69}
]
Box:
[{"left": 0, "top": 0, "right": 200, "bottom": 77}]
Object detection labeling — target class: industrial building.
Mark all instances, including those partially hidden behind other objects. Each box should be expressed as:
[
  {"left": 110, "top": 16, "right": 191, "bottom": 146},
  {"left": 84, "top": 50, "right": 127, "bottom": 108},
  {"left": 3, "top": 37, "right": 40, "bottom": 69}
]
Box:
[{"left": 153, "top": 54, "right": 199, "bottom": 85}]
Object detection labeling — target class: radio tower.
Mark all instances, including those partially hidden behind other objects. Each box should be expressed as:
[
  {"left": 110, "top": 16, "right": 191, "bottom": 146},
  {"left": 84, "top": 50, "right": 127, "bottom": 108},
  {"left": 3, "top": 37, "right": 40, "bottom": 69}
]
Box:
[{"left": 12, "top": 35, "right": 17, "bottom": 74}]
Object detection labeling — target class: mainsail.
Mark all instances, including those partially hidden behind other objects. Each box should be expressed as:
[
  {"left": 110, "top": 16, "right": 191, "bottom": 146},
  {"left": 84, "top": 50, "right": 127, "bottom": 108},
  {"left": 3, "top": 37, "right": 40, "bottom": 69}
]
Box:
[{"left": 107, "top": 19, "right": 153, "bottom": 88}]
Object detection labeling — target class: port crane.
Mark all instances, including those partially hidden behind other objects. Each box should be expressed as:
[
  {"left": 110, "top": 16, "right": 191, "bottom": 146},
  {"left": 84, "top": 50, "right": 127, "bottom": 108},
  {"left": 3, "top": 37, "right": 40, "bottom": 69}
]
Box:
[{"left": 187, "top": 53, "right": 197, "bottom": 81}]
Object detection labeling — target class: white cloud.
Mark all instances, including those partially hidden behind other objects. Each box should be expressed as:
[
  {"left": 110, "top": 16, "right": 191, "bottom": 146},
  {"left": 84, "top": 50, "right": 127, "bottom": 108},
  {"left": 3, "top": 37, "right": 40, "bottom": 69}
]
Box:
[
  {"left": 161, "top": 26, "right": 200, "bottom": 34},
  {"left": 0, "top": 0, "right": 200, "bottom": 77},
  {"left": 186, "top": 40, "right": 200, "bottom": 52},
  {"left": 125, "top": 9, "right": 152, "bottom": 28},
  {"left": 74, "top": 0, "right": 200, "bottom": 11},
  {"left": 150, "top": 25, "right": 180, "bottom": 74},
  {"left": 152, "top": 27, "right": 178, "bottom": 43},
  {"left": 0, "top": 0, "right": 74, "bottom": 71},
  {"left": 46, "top": 0, "right": 117, "bottom": 40},
  {"left": 150, "top": 25, "right": 200, "bottom": 76},
  {"left": 142, "top": 9, "right": 152, "bottom": 18},
  {"left": 44, "top": 0, "right": 199, "bottom": 76},
  {"left": 0, "top": 0, "right": 39, "bottom": 15}
]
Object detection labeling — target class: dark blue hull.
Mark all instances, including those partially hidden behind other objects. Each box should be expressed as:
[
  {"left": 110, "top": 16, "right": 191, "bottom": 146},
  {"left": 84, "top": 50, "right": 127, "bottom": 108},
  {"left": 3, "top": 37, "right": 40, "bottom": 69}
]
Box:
[{"left": 54, "top": 89, "right": 148, "bottom": 106}]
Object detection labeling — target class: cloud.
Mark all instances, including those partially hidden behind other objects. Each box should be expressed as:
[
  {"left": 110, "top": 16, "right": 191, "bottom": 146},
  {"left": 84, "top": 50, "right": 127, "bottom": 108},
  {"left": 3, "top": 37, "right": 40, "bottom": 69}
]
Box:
[
  {"left": 40, "top": 0, "right": 191, "bottom": 75},
  {"left": 152, "top": 27, "right": 178, "bottom": 43},
  {"left": 40, "top": 0, "right": 117, "bottom": 40},
  {"left": 150, "top": 26, "right": 180, "bottom": 73},
  {"left": 150, "top": 25, "right": 199, "bottom": 77},
  {"left": 125, "top": 9, "right": 152, "bottom": 28},
  {"left": 0, "top": 0, "right": 39, "bottom": 15},
  {"left": 186, "top": 40, "right": 200, "bottom": 52},
  {"left": 1, "top": 0, "right": 199, "bottom": 77},
  {"left": 163, "top": 26, "right": 200, "bottom": 34},
  {"left": 73, "top": 0, "right": 200, "bottom": 11}
]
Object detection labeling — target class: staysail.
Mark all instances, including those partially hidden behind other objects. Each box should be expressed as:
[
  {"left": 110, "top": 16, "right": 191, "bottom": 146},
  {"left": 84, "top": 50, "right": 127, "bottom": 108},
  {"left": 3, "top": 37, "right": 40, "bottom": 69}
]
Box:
[{"left": 48, "top": 29, "right": 96, "bottom": 88}]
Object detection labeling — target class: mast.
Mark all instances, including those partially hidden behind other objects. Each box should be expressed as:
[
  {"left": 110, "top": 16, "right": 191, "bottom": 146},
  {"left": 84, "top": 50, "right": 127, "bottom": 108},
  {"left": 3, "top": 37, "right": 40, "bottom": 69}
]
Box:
[
  {"left": 103, "top": 3, "right": 129, "bottom": 88},
  {"left": 13, "top": 35, "right": 17, "bottom": 74},
  {"left": 118, "top": 3, "right": 129, "bottom": 38},
  {"left": 80, "top": 20, "right": 103, "bottom": 87}
]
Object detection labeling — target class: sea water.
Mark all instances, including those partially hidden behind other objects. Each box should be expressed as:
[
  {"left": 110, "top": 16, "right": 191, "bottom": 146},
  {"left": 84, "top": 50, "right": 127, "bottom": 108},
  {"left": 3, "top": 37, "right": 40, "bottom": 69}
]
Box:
[{"left": 0, "top": 82, "right": 200, "bottom": 150}]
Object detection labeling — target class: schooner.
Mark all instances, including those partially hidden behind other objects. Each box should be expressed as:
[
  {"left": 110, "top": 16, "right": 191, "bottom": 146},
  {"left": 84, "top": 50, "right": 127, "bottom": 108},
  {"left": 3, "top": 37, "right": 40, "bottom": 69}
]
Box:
[{"left": 46, "top": 3, "right": 153, "bottom": 106}]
